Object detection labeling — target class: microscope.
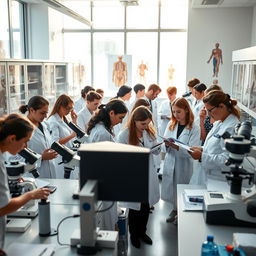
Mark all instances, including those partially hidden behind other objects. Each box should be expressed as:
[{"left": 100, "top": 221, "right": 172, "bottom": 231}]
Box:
[
  {"left": 6, "top": 148, "right": 41, "bottom": 217},
  {"left": 204, "top": 121, "right": 256, "bottom": 227},
  {"left": 67, "top": 121, "right": 89, "bottom": 150},
  {"left": 51, "top": 141, "right": 80, "bottom": 179}
]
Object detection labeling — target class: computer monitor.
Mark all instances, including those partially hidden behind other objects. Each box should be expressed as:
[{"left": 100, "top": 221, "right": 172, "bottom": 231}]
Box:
[{"left": 79, "top": 141, "right": 149, "bottom": 203}]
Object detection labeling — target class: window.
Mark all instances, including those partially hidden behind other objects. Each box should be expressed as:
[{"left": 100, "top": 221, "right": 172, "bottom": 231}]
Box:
[
  {"left": 127, "top": 32, "right": 158, "bottom": 86},
  {"left": 93, "top": 32, "right": 124, "bottom": 93},
  {"left": 159, "top": 32, "right": 187, "bottom": 94},
  {"left": 11, "top": 0, "right": 25, "bottom": 58},
  {"left": 93, "top": 1, "right": 124, "bottom": 29},
  {"left": 62, "top": 0, "right": 188, "bottom": 96},
  {"left": 63, "top": 32, "right": 91, "bottom": 85},
  {"left": 0, "top": 0, "right": 10, "bottom": 58},
  {"left": 126, "top": 0, "right": 158, "bottom": 29}
]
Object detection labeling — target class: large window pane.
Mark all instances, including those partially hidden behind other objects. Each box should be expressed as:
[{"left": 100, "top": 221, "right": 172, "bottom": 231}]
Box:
[
  {"left": 11, "top": 0, "right": 25, "bottom": 58},
  {"left": 93, "top": 33, "right": 124, "bottom": 96},
  {"left": 161, "top": 0, "right": 188, "bottom": 29},
  {"left": 159, "top": 32, "right": 187, "bottom": 95},
  {"left": 93, "top": 1, "right": 124, "bottom": 29},
  {"left": 126, "top": 0, "right": 158, "bottom": 29},
  {"left": 63, "top": 33, "right": 91, "bottom": 86},
  {"left": 63, "top": 0, "right": 91, "bottom": 29},
  {"left": 127, "top": 32, "right": 158, "bottom": 87},
  {"left": 0, "top": 0, "right": 10, "bottom": 58}
]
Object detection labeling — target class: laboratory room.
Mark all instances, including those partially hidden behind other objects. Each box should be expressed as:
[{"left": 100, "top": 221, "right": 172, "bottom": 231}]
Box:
[{"left": 1, "top": 0, "right": 256, "bottom": 255}]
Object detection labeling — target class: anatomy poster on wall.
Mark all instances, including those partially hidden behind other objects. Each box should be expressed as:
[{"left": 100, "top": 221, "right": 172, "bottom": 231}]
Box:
[{"left": 108, "top": 55, "right": 132, "bottom": 90}]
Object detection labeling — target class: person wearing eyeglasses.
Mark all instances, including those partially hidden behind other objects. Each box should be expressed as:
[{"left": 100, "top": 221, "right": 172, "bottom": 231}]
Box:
[
  {"left": 190, "top": 90, "right": 240, "bottom": 186},
  {"left": 47, "top": 94, "right": 78, "bottom": 178}
]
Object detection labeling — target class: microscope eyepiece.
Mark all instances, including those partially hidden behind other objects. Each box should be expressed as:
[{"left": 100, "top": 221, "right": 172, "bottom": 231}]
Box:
[
  {"left": 51, "top": 141, "right": 75, "bottom": 163},
  {"left": 19, "top": 148, "right": 39, "bottom": 164},
  {"left": 67, "top": 122, "right": 85, "bottom": 139}
]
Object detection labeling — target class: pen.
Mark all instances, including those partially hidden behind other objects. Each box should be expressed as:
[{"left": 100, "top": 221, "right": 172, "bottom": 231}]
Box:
[
  {"left": 189, "top": 197, "right": 204, "bottom": 203},
  {"left": 38, "top": 247, "right": 47, "bottom": 256}
]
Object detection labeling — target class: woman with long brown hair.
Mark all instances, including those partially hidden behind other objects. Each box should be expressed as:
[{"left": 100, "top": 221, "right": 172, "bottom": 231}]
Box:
[
  {"left": 47, "top": 94, "right": 78, "bottom": 179},
  {"left": 0, "top": 114, "right": 50, "bottom": 252},
  {"left": 161, "top": 98, "right": 200, "bottom": 224},
  {"left": 117, "top": 106, "right": 160, "bottom": 249},
  {"left": 190, "top": 90, "right": 240, "bottom": 185}
]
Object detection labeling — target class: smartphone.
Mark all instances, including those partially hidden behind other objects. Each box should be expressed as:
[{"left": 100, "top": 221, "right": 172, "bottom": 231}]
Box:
[{"left": 43, "top": 185, "right": 57, "bottom": 194}]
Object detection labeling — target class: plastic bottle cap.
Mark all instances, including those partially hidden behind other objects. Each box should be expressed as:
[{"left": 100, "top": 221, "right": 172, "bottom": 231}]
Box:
[
  {"left": 207, "top": 235, "right": 214, "bottom": 242},
  {"left": 226, "top": 244, "right": 234, "bottom": 252}
]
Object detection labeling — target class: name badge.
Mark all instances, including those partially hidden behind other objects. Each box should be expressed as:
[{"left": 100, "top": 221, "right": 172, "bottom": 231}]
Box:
[{"left": 214, "top": 134, "right": 221, "bottom": 139}]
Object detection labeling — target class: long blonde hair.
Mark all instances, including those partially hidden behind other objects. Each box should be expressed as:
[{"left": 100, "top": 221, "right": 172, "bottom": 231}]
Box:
[
  {"left": 169, "top": 98, "right": 194, "bottom": 131},
  {"left": 127, "top": 106, "right": 155, "bottom": 146}
]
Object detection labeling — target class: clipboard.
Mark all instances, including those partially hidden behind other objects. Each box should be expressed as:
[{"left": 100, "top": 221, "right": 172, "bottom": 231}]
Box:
[{"left": 158, "top": 135, "right": 193, "bottom": 152}]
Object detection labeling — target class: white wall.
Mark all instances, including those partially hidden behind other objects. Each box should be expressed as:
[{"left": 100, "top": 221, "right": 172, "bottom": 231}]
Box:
[
  {"left": 186, "top": 6, "right": 253, "bottom": 93},
  {"left": 251, "top": 6, "right": 256, "bottom": 46}
]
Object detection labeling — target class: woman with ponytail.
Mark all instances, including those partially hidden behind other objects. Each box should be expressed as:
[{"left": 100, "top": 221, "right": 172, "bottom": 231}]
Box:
[
  {"left": 0, "top": 114, "right": 50, "bottom": 251},
  {"left": 87, "top": 99, "right": 128, "bottom": 231},
  {"left": 19, "top": 96, "right": 58, "bottom": 178},
  {"left": 190, "top": 90, "right": 240, "bottom": 185}
]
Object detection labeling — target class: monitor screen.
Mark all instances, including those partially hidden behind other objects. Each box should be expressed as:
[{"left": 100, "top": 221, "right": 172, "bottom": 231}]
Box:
[{"left": 79, "top": 141, "right": 149, "bottom": 203}]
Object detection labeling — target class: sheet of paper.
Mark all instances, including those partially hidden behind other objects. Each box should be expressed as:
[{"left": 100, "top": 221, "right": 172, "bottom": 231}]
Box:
[
  {"left": 158, "top": 135, "right": 193, "bottom": 152},
  {"left": 7, "top": 243, "right": 55, "bottom": 256}
]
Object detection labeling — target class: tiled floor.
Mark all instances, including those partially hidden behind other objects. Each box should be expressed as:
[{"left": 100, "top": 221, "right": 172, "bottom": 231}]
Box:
[{"left": 127, "top": 199, "right": 178, "bottom": 256}]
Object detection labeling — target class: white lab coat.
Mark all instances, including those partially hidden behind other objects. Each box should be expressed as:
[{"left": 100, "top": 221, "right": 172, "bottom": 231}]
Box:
[
  {"left": 143, "top": 96, "right": 158, "bottom": 130},
  {"left": 27, "top": 122, "right": 57, "bottom": 178},
  {"left": 198, "top": 114, "right": 240, "bottom": 185},
  {"left": 158, "top": 99, "right": 172, "bottom": 137},
  {"left": 113, "top": 99, "right": 130, "bottom": 136},
  {"left": 74, "top": 97, "right": 86, "bottom": 113},
  {"left": 161, "top": 123, "right": 200, "bottom": 205},
  {"left": 88, "top": 122, "right": 117, "bottom": 230},
  {"left": 0, "top": 151, "right": 10, "bottom": 248},
  {"left": 117, "top": 128, "right": 160, "bottom": 210},
  {"left": 77, "top": 106, "right": 92, "bottom": 133},
  {"left": 192, "top": 100, "right": 204, "bottom": 125},
  {"left": 47, "top": 113, "right": 78, "bottom": 179}
]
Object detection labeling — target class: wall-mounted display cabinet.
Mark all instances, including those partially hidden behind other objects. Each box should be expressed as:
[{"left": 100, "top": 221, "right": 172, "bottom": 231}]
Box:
[
  {"left": 231, "top": 46, "right": 256, "bottom": 119},
  {"left": 0, "top": 60, "right": 84, "bottom": 115}
]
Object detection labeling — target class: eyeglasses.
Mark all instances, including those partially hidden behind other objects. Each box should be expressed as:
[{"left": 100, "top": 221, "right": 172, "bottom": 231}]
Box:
[
  {"left": 206, "top": 106, "right": 218, "bottom": 113},
  {"left": 65, "top": 106, "right": 73, "bottom": 111}
]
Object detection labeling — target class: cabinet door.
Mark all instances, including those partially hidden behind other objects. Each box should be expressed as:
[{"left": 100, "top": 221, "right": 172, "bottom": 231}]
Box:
[
  {"left": 0, "top": 64, "right": 8, "bottom": 115},
  {"left": 8, "top": 64, "right": 25, "bottom": 113},
  {"left": 55, "top": 64, "right": 68, "bottom": 98},
  {"left": 43, "top": 64, "right": 56, "bottom": 108},
  {"left": 27, "top": 64, "right": 43, "bottom": 99}
]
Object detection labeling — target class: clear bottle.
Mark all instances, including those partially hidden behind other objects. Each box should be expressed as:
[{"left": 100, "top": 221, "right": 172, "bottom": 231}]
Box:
[{"left": 201, "top": 235, "right": 219, "bottom": 256}]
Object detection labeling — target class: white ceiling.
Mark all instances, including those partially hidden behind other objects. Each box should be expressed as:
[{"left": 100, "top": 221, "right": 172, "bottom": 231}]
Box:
[{"left": 191, "top": 0, "right": 256, "bottom": 8}]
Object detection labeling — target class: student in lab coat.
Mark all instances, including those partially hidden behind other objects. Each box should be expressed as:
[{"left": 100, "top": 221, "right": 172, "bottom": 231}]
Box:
[
  {"left": 117, "top": 106, "right": 160, "bottom": 249},
  {"left": 77, "top": 91, "right": 102, "bottom": 132},
  {"left": 87, "top": 99, "right": 128, "bottom": 231},
  {"left": 184, "top": 78, "right": 200, "bottom": 106},
  {"left": 0, "top": 114, "right": 50, "bottom": 251},
  {"left": 74, "top": 85, "right": 95, "bottom": 113},
  {"left": 47, "top": 94, "right": 78, "bottom": 179},
  {"left": 113, "top": 85, "right": 132, "bottom": 136},
  {"left": 192, "top": 83, "right": 207, "bottom": 125},
  {"left": 161, "top": 98, "right": 200, "bottom": 224},
  {"left": 190, "top": 90, "right": 240, "bottom": 186},
  {"left": 144, "top": 84, "right": 161, "bottom": 129},
  {"left": 130, "top": 83, "right": 145, "bottom": 109},
  {"left": 158, "top": 86, "right": 177, "bottom": 137},
  {"left": 19, "top": 96, "right": 58, "bottom": 178}
]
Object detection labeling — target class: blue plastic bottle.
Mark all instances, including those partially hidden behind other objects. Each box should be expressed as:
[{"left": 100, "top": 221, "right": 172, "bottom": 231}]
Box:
[{"left": 201, "top": 235, "right": 219, "bottom": 256}]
